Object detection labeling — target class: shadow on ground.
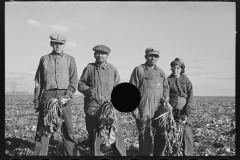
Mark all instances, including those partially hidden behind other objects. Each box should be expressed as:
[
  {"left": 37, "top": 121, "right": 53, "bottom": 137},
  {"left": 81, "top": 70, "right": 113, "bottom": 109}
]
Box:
[{"left": 5, "top": 137, "right": 139, "bottom": 156}]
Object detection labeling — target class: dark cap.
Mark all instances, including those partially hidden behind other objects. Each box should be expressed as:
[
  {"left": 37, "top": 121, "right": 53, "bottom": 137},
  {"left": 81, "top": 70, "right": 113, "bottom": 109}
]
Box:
[
  {"left": 93, "top": 45, "right": 111, "bottom": 54},
  {"left": 170, "top": 57, "right": 185, "bottom": 68},
  {"left": 49, "top": 33, "right": 67, "bottom": 44},
  {"left": 145, "top": 47, "right": 160, "bottom": 56}
]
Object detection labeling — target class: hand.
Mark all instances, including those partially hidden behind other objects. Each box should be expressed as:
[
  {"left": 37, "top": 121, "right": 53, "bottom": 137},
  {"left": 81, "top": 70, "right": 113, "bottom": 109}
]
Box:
[
  {"left": 132, "top": 109, "right": 140, "bottom": 119},
  {"left": 86, "top": 88, "right": 96, "bottom": 96},
  {"left": 162, "top": 96, "right": 169, "bottom": 103},
  {"left": 58, "top": 97, "right": 70, "bottom": 106},
  {"left": 33, "top": 100, "right": 40, "bottom": 113},
  {"left": 65, "top": 90, "right": 73, "bottom": 98},
  {"left": 179, "top": 115, "right": 187, "bottom": 124}
]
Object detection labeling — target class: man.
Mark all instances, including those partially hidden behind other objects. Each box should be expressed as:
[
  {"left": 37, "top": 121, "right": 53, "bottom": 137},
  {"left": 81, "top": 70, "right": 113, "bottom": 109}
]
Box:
[
  {"left": 129, "top": 47, "right": 169, "bottom": 156},
  {"left": 33, "top": 33, "right": 79, "bottom": 156},
  {"left": 78, "top": 45, "right": 126, "bottom": 156}
]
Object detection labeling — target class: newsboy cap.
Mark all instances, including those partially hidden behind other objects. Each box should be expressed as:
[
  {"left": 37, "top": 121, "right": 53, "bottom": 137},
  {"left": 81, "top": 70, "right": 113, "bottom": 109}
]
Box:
[
  {"left": 93, "top": 45, "right": 111, "bottom": 54},
  {"left": 145, "top": 47, "right": 160, "bottom": 56},
  {"left": 171, "top": 57, "right": 185, "bottom": 68},
  {"left": 49, "top": 33, "right": 67, "bottom": 44}
]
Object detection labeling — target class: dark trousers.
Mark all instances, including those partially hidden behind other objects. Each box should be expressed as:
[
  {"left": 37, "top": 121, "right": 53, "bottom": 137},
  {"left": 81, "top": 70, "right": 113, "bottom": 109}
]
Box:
[
  {"left": 152, "top": 122, "right": 194, "bottom": 156},
  {"left": 182, "top": 124, "right": 194, "bottom": 156},
  {"left": 136, "top": 110, "right": 193, "bottom": 156},
  {"left": 152, "top": 112, "right": 194, "bottom": 156},
  {"left": 85, "top": 114, "right": 126, "bottom": 156},
  {"left": 136, "top": 118, "right": 166, "bottom": 156},
  {"left": 33, "top": 90, "right": 80, "bottom": 156}
]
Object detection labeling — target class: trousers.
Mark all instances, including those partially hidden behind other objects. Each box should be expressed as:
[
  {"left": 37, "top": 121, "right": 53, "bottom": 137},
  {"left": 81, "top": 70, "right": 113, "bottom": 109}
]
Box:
[
  {"left": 152, "top": 110, "right": 194, "bottom": 156},
  {"left": 33, "top": 90, "right": 80, "bottom": 156},
  {"left": 85, "top": 114, "right": 126, "bottom": 156},
  {"left": 152, "top": 122, "right": 194, "bottom": 156},
  {"left": 136, "top": 117, "right": 166, "bottom": 156},
  {"left": 136, "top": 106, "right": 194, "bottom": 156}
]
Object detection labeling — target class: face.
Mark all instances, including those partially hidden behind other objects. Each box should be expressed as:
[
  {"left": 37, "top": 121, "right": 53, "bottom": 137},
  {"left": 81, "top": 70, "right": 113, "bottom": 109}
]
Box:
[
  {"left": 51, "top": 41, "right": 65, "bottom": 53},
  {"left": 94, "top": 51, "right": 109, "bottom": 64},
  {"left": 171, "top": 65, "right": 182, "bottom": 77},
  {"left": 145, "top": 54, "right": 159, "bottom": 67}
]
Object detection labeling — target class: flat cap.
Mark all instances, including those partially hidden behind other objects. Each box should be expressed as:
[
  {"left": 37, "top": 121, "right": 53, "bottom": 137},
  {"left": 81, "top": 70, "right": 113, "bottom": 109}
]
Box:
[
  {"left": 49, "top": 33, "right": 67, "bottom": 44},
  {"left": 171, "top": 57, "right": 185, "bottom": 68},
  {"left": 145, "top": 47, "right": 160, "bottom": 56},
  {"left": 93, "top": 45, "right": 111, "bottom": 54}
]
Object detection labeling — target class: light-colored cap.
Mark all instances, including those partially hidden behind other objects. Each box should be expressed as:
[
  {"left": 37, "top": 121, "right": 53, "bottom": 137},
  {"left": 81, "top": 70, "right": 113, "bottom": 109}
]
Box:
[
  {"left": 93, "top": 45, "right": 111, "bottom": 54},
  {"left": 49, "top": 33, "right": 67, "bottom": 43},
  {"left": 145, "top": 47, "right": 160, "bottom": 56}
]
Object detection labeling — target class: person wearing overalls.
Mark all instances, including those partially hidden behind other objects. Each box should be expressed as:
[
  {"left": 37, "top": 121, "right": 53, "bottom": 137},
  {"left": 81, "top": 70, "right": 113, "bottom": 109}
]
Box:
[{"left": 129, "top": 47, "right": 169, "bottom": 156}]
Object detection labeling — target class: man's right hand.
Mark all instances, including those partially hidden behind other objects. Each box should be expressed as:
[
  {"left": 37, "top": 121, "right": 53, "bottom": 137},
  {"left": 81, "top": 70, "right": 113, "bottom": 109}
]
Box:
[
  {"left": 132, "top": 109, "right": 140, "bottom": 119},
  {"left": 86, "top": 88, "right": 96, "bottom": 96},
  {"left": 33, "top": 99, "right": 40, "bottom": 113}
]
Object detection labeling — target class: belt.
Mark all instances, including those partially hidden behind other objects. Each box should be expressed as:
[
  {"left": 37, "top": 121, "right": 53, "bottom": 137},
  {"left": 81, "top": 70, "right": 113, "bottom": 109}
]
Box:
[{"left": 46, "top": 88, "right": 58, "bottom": 91}]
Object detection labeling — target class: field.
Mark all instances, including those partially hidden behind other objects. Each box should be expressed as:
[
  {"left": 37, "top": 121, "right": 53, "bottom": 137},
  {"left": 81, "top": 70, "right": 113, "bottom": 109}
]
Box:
[{"left": 5, "top": 95, "right": 235, "bottom": 156}]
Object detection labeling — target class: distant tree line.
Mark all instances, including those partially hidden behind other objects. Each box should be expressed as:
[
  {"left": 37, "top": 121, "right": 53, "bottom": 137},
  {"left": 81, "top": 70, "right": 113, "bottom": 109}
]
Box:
[
  {"left": 5, "top": 91, "right": 33, "bottom": 95},
  {"left": 6, "top": 81, "right": 32, "bottom": 95}
]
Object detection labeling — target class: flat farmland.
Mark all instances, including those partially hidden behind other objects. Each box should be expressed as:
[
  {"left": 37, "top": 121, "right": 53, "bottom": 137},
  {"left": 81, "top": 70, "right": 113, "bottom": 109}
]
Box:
[{"left": 5, "top": 95, "right": 235, "bottom": 156}]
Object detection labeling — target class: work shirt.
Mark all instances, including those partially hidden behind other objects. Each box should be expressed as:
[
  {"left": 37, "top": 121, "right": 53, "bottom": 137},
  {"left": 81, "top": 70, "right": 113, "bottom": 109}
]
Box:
[
  {"left": 167, "top": 74, "right": 193, "bottom": 116},
  {"left": 34, "top": 51, "right": 78, "bottom": 101},
  {"left": 129, "top": 63, "right": 169, "bottom": 120},
  {"left": 78, "top": 62, "right": 120, "bottom": 116}
]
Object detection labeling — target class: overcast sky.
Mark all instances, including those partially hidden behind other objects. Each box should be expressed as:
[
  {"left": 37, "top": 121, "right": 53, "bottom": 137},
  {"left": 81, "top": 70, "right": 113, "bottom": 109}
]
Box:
[{"left": 5, "top": 2, "right": 235, "bottom": 96}]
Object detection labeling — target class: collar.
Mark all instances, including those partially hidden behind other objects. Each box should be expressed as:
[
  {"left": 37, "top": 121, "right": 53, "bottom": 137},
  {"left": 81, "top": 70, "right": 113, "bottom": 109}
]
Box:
[
  {"left": 51, "top": 51, "right": 64, "bottom": 57},
  {"left": 168, "top": 74, "right": 183, "bottom": 79},
  {"left": 144, "top": 63, "right": 159, "bottom": 70},
  {"left": 94, "top": 61, "right": 108, "bottom": 69}
]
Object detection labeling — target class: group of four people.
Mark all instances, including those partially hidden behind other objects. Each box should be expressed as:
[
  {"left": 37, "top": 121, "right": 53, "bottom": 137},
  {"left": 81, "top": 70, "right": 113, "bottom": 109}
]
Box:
[{"left": 33, "top": 33, "right": 194, "bottom": 156}]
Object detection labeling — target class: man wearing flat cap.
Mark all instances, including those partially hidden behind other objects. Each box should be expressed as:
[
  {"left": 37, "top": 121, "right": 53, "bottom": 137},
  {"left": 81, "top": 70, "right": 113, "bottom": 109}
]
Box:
[
  {"left": 129, "top": 47, "right": 169, "bottom": 156},
  {"left": 78, "top": 45, "right": 126, "bottom": 156},
  {"left": 33, "top": 33, "right": 79, "bottom": 156}
]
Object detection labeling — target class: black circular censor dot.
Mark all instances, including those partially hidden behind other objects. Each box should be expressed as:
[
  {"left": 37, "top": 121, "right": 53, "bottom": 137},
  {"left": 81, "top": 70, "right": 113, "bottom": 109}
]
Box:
[
  {"left": 40, "top": 158, "right": 51, "bottom": 160},
  {"left": 111, "top": 83, "right": 140, "bottom": 113},
  {"left": 128, "top": 158, "right": 140, "bottom": 160},
  {"left": 70, "top": 158, "right": 81, "bottom": 160},
  {"left": 99, "top": 158, "right": 111, "bottom": 160},
  {"left": 158, "top": 158, "right": 169, "bottom": 160},
  {"left": 187, "top": 158, "right": 199, "bottom": 160}
]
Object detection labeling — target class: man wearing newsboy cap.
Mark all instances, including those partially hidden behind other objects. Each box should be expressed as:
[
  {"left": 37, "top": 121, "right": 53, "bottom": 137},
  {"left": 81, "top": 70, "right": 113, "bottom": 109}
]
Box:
[
  {"left": 129, "top": 47, "right": 169, "bottom": 156},
  {"left": 33, "top": 33, "right": 79, "bottom": 156},
  {"left": 78, "top": 45, "right": 126, "bottom": 156}
]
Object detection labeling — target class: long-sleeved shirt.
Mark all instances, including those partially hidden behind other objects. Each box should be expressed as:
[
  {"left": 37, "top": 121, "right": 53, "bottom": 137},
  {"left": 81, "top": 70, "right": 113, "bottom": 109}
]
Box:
[
  {"left": 167, "top": 74, "right": 193, "bottom": 116},
  {"left": 34, "top": 51, "right": 78, "bottom": 101},
  {"left": 129, "top": 63, "right": 169, "bottom": 120},
  {"left": 78, "top": 62, "right": 120, "bottom": 115}
]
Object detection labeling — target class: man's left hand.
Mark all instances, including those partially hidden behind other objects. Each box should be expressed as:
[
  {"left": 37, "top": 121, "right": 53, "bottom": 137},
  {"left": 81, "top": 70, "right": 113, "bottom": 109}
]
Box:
[
  {"left": 162, "top": 96, "right": 169, "bottom": 103},
  {"left": 179, "top": 115, "right": 187, "bottom": 124},
  {"left": 59, "top": 97, "right": 70, "bottom": 106}
]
